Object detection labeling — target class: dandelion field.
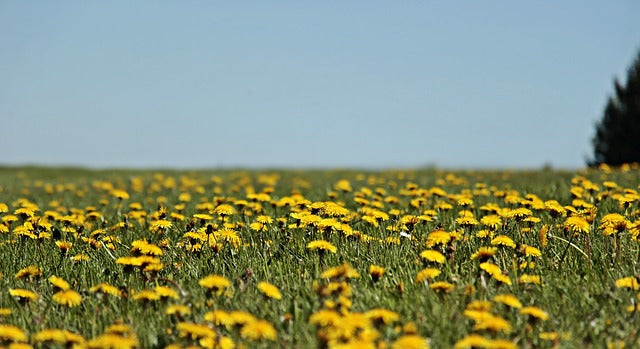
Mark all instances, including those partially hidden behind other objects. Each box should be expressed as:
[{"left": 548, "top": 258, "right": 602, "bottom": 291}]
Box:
[{"left": 1, "top": 165, "right": 640, "bottom": 348}]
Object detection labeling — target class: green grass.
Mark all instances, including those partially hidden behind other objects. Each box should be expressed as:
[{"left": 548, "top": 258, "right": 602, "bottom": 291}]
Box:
[{"left": 0, "top": 166, "right": 639, "bottom": 348}]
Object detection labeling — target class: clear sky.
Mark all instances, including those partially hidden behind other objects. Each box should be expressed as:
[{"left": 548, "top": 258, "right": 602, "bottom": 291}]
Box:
[{"left": 1, "top": 1, "right": 639, "bottom": 169}]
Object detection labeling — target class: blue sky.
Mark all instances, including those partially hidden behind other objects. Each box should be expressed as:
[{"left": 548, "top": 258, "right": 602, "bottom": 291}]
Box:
[{"left": 1, "top": 1, "right": 639, "bottom": 169}]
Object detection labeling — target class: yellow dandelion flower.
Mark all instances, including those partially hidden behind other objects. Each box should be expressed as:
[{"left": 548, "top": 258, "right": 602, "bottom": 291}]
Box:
[
  {"left": 369, "top": 265, "right": 386, "bottom": 282},
  {"left": 55, "top": 241, "right": 73, "bottom": 253},
  {"left": 334, "top": 179, "right": 353, "bottom": 192},
  {"left": 492, "top": 273, "right": 512, "bottom": 285},
  {"left": 420, "top": 250, "right": 446, "bottom": 264},
  {"left": 9, "top": 288, "right": 38, "bottom": 302},
  {"left": 466, "top": 300, "right": 492, "bottom": 311},
  {"left": 198, "top": 274, "right": 231, "bottom": 295},
  {"left": 0, "top": 324, "right": 28, "bottom": 342},
  {"left": 14, "top": 265, "right": 42, "bottom": 279},
  {"left": 155, "top": 286, "right": 179, "bottom": 300},
  {"left": 520, "top": 306, "right": 549, "bottom": 321},
  {"left": 365, "top": 308, "right": 400, "bottom": 325},
  {"left": 52, "top": 290, "right": 82, "bottom": 307},
  {"left": 454, "top": 334, "right": 492, "bottom": 349},
  {"left": 48, "top": 275, "right": 70, "bottom": 291},
  {"left": 110, "top": 189, "right": 130, "bottom": 200},
  {"left": 309, "top": 309, "right": 341, "bottom": 327},
  {"left": 34, "top": 329, "right": 85, "bottom": 346},
  {"left": 519, "top": 274, "right": 541, "bottom": 285},
  {"left": 470, "top": 247, "right": 497, "bottom": 260},
  {"left": 493, "top": 293, "right": 522, "bottom": 309},
  {"left": 429, "top": 281, "right": 455, "bottom": 293},
  {"left": 321, "top": 263, "right": 360, "bottom": 280},
  {"left": 229, "top": 310, "right": 257, "bottom": 326},
  {"left": 519, "top": 244, "right": 542, "bottom": 257},
  {"left": 490, "top": 235, "right": 516, "bottom": 248},
  {"left": 480, "top": 215, "right": 502, "bottom": 230},
  {"left": 257, "top": 281, "right": 282, "bottom": 300},
  {"left": 615, "top": 276, "right": 639, "bottom": 290},
  {"left": 415, "top": 268, "right": 441, "bottom": 283},
  {"left": 204, "top": 309, "right": 233, "bottom": 327},
  {"left": 214, "top": 204, "right": 236, "bottom": 216},
  {"left": 473, "top": 314, "right": 512, "bottom": 333},
  {"left": 391, "top": 335, "right": 430, "bottom": 349},
  {"left": 166, "top": 304, "right": 191, "bottom": 317},
  {"left": 90, "top": 283, "right": 121, "bottom": 297},
  {"left": 563, "top": 216, "right": 590, "bottom": 234},
  {"left": 425, "top": 230, "right": 451, "bottom": 248},
  {"left": 176, "top": 322, "right": 216, "bottom": 340},
  {"left": 130, "top": 240, "right": 163, "bottom": 256},
  {"left": 306, "top": 240, "right": 337, "bottom": 253},
  {"left": 479, "top": 262, "right": 502, "bottom": 277},
  {"left": 240, "top": 320, "right": 277, "bottom": 341}
]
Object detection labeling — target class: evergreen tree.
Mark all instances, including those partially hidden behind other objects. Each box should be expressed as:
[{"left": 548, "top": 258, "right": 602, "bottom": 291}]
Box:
[{"left": 590, "top": 50, "right": 640, "bottom": 166}]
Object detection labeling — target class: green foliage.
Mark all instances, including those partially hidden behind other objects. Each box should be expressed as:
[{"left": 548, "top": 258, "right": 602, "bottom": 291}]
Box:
[{"left": 591, "top": 50, "right": 640, "bottom": 166}]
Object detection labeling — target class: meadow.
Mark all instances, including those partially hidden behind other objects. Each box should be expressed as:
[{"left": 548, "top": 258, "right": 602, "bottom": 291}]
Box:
[{"left": 0, "top": 165, "right": 639, "bottom": 348}]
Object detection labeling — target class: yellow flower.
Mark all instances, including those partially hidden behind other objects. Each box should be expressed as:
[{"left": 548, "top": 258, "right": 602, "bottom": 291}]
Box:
[
  {"left": 166, "top": 304, "right": 191, "bottom": 317},
  {"left": 0, "top": 324, "right": 28, "bottom": 342},
  {"left": 564, "top": 216, "right": 590, "bottom": 234},
  {"left": 490, "top": 235, "right": 516, "bottom": 248},
  {"left": 470, "top": 247, "right": 497, "bottom": 260},
  {"left": 9, "top": 288, "right": 38, "bottom": 302},
  {"left": 519, "top": 274, "right": 541, "bottom": 285},
  {"left": 520, "top": 306, "right": 549, "bottom": 321},
  {"left": 307, "top": 240, "right": 337, "bottom": 253},
  {"left": 600, "top": 213, "right": 629, "bottom": 235},
  {"left": 52, "top": 290, "right": 82, "bottom": 307},
  {"left": 204, "top": 310, "right": 233, "bottom": 327},
  {"left": 415, "top": 268, "right": 441, "bottom": 283},
  {"left": 492, "top": 273, "right": 512, "bottom": 286},
  {"left": 14, "top": 265, "right": 42, "bottom": 279},
  {"left": 615, "top": 276, "right": 639, "bottom": 290},
  {"left": 479, "top": 262, "right": 502, "bottom": 277},
  {"left": 369, "top": 265, "right": 386, "bottom": 282},
  {"left": 198, "top": 274, "right": 231, "bottom": 295},
  {"left": 214, "top": 204, "right": 236, "bottom": 216},
  {"left": 176, "top": 322, "right": 216, "bottom": 340},
  {"left": 155, "top": 286, "right": 179, "bottom": 300},
  {"left": 321, "top": 264, "right": 360, "bottom": 280},
  {"left": 55, "top": 241, "right": 73, "bottom": 253},
  {"left": 391, "top": 335, "right": 429, "bottom": 349},
  {"left": 365, "top": 308, "right": 400, "bottom": 325},
  {"left": 420, "top": 250, "right": 446, "bottom": 264},
  {"left": 34, "top": 329, "right": 85, "bottom": 346},
  {"left": 454, "top": 334, "right": 492, "bottom": 349},
  {"left": 110, "top": 189, "right": 130, "bottom": 200},
  {"left": 473, "top": 313, "right": 512, "bottom": 333},
  {"left": 90, "top": 283, "right": 121, "bottom": 297},
  {"left": 493, "top": 294, "right": 522, "bottom": 309},
  {"left": 519, "top": 244, "right": 542, "bottom": 257},
  {"left": 48, "top": 275, "right": 71, "bottom": 291},
  {"left": 257, "top": 281, "right": 282, "bottom": 300},
  {"left": 481, "top": 215, "right": 502, "bottom": 230},
  {"left": 309, "top": 309, "right": 341, "bottom": 327},
  {"left": 425, "top": 230, "right": 451, "bottom": 248},
  {"left": 334, "top": 179, "right": 353, "bottom": 192},
  {"left": 240, "top": 320, "right": 277, "bottom": 341},
  {"left": 429, "top": 281, "right": 455, "bottom": 293},
  {"left": 228, "top": 311, "right": 257, "bottom": 326},
  {"left": 130, "top": 240, "right": 163, "bottom": 256}
]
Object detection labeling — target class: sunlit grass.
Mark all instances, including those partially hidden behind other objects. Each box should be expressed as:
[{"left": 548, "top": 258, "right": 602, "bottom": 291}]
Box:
[{"left": 0, "top": 164, "right": 639, "bottom": 348}]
